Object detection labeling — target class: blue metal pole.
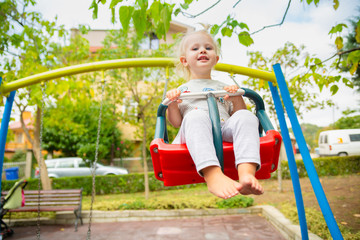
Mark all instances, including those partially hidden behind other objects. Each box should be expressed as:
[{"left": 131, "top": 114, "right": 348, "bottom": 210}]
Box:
[
  {"left": 273, "top": 63, "right": 343, "bottom": 240},
  {"left": 0, "top": 80, "right": 16, "bottom": 193},
  {"left": 268, "top": 81, "right": 309, "bottom": 240}
]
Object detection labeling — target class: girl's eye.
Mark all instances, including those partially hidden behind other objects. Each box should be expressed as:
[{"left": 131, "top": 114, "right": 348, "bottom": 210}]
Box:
[
  {"left": 192, "top": 47, "right": 198, "bottom": 51},
  {"left": 206, "top": 47, "right": 212, "bottom": 50}
]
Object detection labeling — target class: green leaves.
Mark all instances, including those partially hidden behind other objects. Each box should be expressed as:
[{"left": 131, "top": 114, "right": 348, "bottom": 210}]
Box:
[
  {"left": 347, "top": 50, "right": 360, "bottom": 75},
  {"left": 221, "top": 27, "right": 232, "bottom": 37},
  {"left": 329, "top": 23, "right": 348, "bottom": 36},
  {"left": 105, "top": 1, "right": 174, "bottom": 40},
  {"left": 110, "top": 0, "right": 123, "bottom": 9},
  {"left": 302, "top": 0, "right": 320, "bottom": 6},
  {"left": 355, "top": 20, "right": 360, "bottom": 43},
  {"left": 238, "top": 31, "right": 254, "bottom": 47},
  {"left": 89, "top": 0, "right": 98, "bottom": 20},
  {"left": 210, "top": 15, "right": 252, "bottom": 47},
  {"left": 132, "top": 9, "right": 147, "bottom": 38},
  {"left": 119, "top": 6, "right": 134, "bottom": 33},
  {"left": 330, "top": 84, "right": 339, "bottom": 95},
  {"left": 335, "top": 36, "right": 343, "bottom": 50}
]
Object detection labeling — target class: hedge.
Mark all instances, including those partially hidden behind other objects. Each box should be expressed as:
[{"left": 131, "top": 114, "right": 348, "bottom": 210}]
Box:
[
  {"left": 2, "top": 155, "right": 359, "bottom": 195},
  {"left": 275, "top": 155, "right": 360, "bottom": 179},
  {"left": 1, "top": 172, "right": 202, "bottom": 195}
]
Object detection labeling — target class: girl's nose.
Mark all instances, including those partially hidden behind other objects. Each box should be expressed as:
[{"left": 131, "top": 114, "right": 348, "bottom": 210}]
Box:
[{"left": 200, "top": 48, "right": 206, "bottom": 53}]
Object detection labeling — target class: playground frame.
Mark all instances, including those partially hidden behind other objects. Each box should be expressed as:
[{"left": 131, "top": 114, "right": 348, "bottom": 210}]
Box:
[{"left": 0, "top": 57, "right": 343, "bottom": 239}]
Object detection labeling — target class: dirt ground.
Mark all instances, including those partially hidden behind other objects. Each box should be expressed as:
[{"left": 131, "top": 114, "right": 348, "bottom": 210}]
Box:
[{"left": 253, "top": 174, "right": 360, "bottom": 233}]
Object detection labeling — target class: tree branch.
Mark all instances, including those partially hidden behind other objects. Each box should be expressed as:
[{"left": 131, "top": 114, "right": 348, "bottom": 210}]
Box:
[
  {"left": 306, "top": 47, "right": 360, "bottom": 74},
  {"left": 251, "top": 0, "right": 291, "bottom": 35},
  {"left": 1, "top": 49, "right": 22, "bottom": 58},
  {"left": 180, "top": 0, "right": 222, "bottom": 18},
  {"left": 15, "top": 102, "right": 35, "bottom": 147},
  {"left": 310, "top": 47, "right": 360, "bottom": 69},
  {"left": 233, "top": 0, "right": 243, "bottom": 8}
]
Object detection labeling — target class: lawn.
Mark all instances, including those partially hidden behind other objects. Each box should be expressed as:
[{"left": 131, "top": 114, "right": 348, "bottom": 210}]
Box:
[
  {"left": 82, "top": 174, "right": 360, "bottom": 239},
  {"left": 6, "top": 174, "right": 360, "bottom": 239}
]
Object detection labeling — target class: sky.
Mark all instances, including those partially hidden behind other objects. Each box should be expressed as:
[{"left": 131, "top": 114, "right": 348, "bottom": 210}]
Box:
[{"left": 30, "top": 0, "right": 360, "bottom": 127}]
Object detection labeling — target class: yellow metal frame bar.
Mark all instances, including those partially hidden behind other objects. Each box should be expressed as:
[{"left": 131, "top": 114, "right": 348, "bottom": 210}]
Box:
[{"left": 1, "top": 57, "right": 276, "bottom": 94}]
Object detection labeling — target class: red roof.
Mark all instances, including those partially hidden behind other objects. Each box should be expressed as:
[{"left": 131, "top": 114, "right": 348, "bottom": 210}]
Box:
[
  {"left": 9, "top": 119, "right": 33, "bottom": 130},
  {"left": 89, "top": 46, "right": 117, "bottom": 53}
]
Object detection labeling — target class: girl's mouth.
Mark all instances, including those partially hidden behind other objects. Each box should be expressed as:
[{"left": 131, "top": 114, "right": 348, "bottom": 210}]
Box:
[{"left": 198, "top": 55, "right": 209, "bottom": 61}]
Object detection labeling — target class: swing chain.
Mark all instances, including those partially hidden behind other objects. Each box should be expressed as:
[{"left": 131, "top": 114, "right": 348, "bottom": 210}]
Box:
[
  {"left": 87, "top": 75, "right": 106, "bottom": 240},
  {"left": 229, "top": 73, "right": 240, "bottom": 88},
  {"left": 162, "top": 67, "right": 170, "bottom": 101},
  {"left": 37, "top": 82, "right": 46, "bottom": 240}
]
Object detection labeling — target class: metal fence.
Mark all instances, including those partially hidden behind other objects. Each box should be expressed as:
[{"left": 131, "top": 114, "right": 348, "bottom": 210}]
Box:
[{"left": 2, "top": 161, "right": 26, "bottom": 180}]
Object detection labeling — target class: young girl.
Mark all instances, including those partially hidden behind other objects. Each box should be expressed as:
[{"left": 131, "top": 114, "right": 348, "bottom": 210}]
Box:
[{"left": 166, "top": 30, "right": 263, "bottom": 199}]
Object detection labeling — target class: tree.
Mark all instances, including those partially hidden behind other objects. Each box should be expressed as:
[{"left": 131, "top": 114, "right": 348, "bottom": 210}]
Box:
[
  {"left": 338, "top": 15, "right": 360, "bottom": 91},
  {"left": 1, "top": 0, "right": 92, "bottom": 190},
  {"left": 1, "top": 0, "right": 67, "bottom": 190},
  {"left": 42, "top": 98, "right": 127, "bottom": 165},
  {"left": 244, "top": 42, "right": 334, "bottom": 129},
  {"left": 297, "top": 123, "right": 322, "bottom": 149},
  {"left": 97, "top": 29, "right": 176, "bottom": 199},
  {"left": 91, "top": 0, "right": 359, "bottom": 93},
  {"left": 330, "top": 108, "right": 360, "bottom": 129}
]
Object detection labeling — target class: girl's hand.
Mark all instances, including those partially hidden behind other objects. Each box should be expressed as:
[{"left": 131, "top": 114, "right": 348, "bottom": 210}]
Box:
[
  {"left": 223, "top": 85, "right": 239, "bottom": 100},
  {"left": 166, "top": 89, "right": 182, "bottom": 103}
]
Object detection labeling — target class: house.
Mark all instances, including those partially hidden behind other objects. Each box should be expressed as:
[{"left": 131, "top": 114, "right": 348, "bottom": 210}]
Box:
[
  {"left": 72, "top": 21, "right": 194, "bottom": 54},
  {"left": 4, "top": 111, "right": 34, "bottom": 159}
]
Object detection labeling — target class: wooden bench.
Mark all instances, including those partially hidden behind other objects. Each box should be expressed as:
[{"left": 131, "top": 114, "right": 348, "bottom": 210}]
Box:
[{"left": 1, "top": 188, "right": 83, "bottom": 231}]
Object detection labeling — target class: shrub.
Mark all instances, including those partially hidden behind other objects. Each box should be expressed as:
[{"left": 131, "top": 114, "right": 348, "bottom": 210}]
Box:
[
  {"left": 216, "top": 195, "right": 254, "bottom": 209},
  {"left": 272, "top": 155, "right": 360, "bottom": 179},
  {"left": 10, "top": 150, "right": 26, "bottom": 162},
  {"left": 1, "top": 173, "right": 203, "bottom": 195}
]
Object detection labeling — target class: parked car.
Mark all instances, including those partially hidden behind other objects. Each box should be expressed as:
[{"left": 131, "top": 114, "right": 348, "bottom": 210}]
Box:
[
  {"left": 294, "top": 143, "right": 311, "bottom": 154},
  {"left": 318, "top": 129, "right": 360, "bottom": 157},
  {"left": 35, "top": 157, "right": 128, "bottom": 178}
]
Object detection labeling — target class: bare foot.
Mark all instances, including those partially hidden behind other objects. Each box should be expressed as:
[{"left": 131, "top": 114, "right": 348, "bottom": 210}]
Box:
[
  {"left": 202, "top": 166, "right": 241, "bottom": 199},
  {"left": 238, "top": 174, "right": 264, "bottom": 195},
  {"left": 237, "top": 163, "right": 264, "bottom": 195}
]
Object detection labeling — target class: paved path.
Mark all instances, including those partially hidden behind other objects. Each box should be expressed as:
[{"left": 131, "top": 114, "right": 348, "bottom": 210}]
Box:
[{"left": 10, "top": 215, "right": 286, "bottom": 240}]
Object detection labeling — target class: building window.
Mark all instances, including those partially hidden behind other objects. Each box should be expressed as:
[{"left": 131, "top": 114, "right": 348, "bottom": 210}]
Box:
[
  {"left": 140, "top": 32, "right": 159, "bottom": 50},
  {"left": 16, "top": 133, "right": 23, "bottom": 143},
  {"left": 122, "top": 98, "right": 138, "bottom": 117}
]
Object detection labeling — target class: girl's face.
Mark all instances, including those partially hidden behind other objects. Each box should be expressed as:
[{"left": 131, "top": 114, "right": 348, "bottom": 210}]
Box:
[{"left": 180, "top": 32, "right": 219, "bottom": 79}]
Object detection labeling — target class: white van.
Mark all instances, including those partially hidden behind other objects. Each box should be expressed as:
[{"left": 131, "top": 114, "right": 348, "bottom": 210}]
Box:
[{"left": 318, "top": 129, "right": 360, "bottom": 156}]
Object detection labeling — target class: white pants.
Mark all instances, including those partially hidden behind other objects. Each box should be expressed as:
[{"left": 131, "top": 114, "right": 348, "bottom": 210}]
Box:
[{"left": 173, "top": 109, "right": 260, "bottom": 175}]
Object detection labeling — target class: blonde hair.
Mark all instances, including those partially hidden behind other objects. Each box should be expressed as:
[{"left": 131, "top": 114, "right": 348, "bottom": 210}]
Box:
[{"left": 176, "top": 30, "right": 220, "bottom": 80}]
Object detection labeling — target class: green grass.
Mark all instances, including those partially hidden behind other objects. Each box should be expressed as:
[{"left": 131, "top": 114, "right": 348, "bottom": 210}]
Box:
[{"left": 82, "top": 186, "right": 253, "bottom": 210}]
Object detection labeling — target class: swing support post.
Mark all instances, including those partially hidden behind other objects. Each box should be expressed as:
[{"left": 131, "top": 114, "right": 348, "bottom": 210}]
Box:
[
  {"left": 272, "top": 63, "right": 343, "bottom": 240},
  {"left": 268, "top": 80, "right": 309, "bottom": 240},
  {"left": 0, "top": 77, "right": 16, "bottom": 194}
]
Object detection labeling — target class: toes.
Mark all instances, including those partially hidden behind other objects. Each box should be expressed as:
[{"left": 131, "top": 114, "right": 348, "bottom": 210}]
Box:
[{"left": 238, "top": 175, "right": 264, "bottom": 195}]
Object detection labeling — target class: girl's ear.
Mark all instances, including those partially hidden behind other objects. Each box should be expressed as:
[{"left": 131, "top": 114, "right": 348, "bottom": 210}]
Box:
[
  {"left": 180, "top": 56, "right": 188, "bottom": 66},
  {"left": 216, "top": 55, "right": 219, "bottom": 63}
]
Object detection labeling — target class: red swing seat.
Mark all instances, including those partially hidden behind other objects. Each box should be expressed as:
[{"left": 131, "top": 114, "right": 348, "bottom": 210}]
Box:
[
  {"left": 150, "top": 88, "right": 282, "bottom": 187},
  {"left": 150, "top": 129, "right": 281, "bottom": 186}
]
